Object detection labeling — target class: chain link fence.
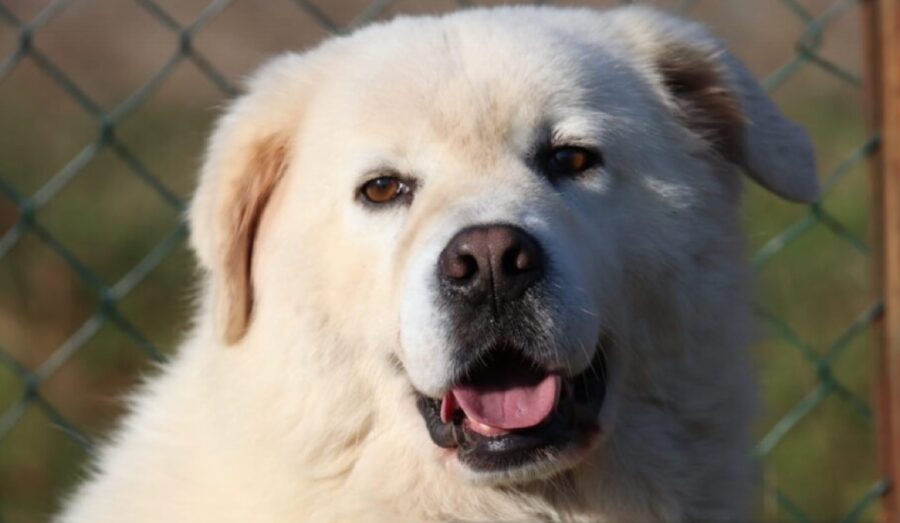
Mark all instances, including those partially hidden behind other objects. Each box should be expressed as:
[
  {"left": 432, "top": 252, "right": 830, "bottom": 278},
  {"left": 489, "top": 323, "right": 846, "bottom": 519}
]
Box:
[{"left": 0, "top": 0, "right": 885, "bottom": 521}]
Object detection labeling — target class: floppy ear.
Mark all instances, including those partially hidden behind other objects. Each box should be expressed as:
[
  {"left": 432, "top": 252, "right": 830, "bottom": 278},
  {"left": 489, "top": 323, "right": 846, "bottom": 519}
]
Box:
[
  {"left": 614, "top": 7, "right": 819, "bottom": 203},
  {"left": 189, "top": 53, "right": 313, "bottom": 344}
]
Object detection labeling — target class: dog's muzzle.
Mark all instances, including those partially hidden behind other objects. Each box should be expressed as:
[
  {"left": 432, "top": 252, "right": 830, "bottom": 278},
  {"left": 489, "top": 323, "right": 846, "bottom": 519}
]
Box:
[{"left": 413, "top": 224, "right": 608, "bottom": 474}]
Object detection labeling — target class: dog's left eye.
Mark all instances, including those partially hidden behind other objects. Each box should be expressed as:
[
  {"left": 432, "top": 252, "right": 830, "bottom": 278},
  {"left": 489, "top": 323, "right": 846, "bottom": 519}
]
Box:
[
  {"left": 544, "top": 146, "right": 601, "bottom": 178},
  {"left": 360, "top": 176, "right": 412, "bottom": 205}
]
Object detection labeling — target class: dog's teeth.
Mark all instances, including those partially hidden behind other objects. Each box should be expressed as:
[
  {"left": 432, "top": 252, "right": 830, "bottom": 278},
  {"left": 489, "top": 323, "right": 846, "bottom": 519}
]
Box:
[
  {"left": 465, "top": 418, "right": 508, "bottom": 437},
  {"left": 440, "top": 393, "right": 457, "bottom": 424}
]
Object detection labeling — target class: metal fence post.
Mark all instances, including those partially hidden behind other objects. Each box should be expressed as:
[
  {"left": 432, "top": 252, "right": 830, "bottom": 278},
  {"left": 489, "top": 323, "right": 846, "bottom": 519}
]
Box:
[{"left": 869, "top": 1, "right": 900, "bottom": 521}]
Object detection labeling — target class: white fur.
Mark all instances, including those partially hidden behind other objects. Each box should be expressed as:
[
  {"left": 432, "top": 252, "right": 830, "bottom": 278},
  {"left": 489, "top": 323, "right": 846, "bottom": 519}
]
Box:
[{"left": 57, "top": 6, "right": 817, "bottom": 523}]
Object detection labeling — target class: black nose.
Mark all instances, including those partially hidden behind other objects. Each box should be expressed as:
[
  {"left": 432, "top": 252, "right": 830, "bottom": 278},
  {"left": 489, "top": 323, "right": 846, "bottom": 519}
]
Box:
[{"left": 438, "top": 224, "right": 545, "bottom": 307}]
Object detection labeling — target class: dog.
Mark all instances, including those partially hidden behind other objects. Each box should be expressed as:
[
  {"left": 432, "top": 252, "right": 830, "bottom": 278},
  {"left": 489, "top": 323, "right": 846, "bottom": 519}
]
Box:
[{"left": 57, "top": 5, "right": 817, "bottom": 522}]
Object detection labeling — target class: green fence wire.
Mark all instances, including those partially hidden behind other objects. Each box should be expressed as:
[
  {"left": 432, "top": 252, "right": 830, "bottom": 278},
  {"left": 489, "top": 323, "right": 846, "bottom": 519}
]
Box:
[{"left": 0, "top": 0, "right": 884, "bottom": 522}]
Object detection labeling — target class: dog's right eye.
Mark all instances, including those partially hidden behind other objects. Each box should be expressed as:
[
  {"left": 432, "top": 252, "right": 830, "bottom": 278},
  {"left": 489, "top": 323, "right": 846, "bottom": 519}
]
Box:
[
  {"left": 543, "top": 146, "right": 602, "bottom": 179},
  {"left": 360, "top": 176, "right": 412, "bottom": 205}
]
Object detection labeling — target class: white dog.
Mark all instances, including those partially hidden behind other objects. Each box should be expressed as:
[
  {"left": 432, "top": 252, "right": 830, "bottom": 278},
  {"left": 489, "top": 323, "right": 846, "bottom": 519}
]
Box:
[{"left": 57, "top": 5, "right": 817, "bottom": 522}]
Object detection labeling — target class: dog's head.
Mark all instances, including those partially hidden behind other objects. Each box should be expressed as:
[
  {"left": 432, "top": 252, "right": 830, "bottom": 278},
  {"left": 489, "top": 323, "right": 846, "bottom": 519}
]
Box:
[{"left": 189, "top": 6, "right": 816, "bottom": 488}]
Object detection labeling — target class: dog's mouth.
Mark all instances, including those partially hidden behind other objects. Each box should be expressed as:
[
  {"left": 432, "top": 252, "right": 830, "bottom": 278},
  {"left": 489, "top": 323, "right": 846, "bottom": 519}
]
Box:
[{"left": 415, "top": 344, "right": 607, "bottom": 475}]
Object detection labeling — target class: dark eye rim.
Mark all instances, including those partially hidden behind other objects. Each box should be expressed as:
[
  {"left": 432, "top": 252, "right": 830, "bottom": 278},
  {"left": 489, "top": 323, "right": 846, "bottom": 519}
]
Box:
[
  {"left": 356, "top": 173, "right": 417, "bottom": 207},
  {"left": 536, "top": 144, "right": 604, "bottom": 180}
]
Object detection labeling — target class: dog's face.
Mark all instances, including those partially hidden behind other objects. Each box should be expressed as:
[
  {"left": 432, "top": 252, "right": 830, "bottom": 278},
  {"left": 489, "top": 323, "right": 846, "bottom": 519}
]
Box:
[{"left": 190, "top": 7, "right": 817, "bottom": 488}]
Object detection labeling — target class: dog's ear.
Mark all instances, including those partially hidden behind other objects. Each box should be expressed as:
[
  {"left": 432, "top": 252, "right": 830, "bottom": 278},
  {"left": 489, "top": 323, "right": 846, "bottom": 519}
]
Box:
[
  {"left": 615, "top": 7, "right": 819, "bottom": 203},
  {"left": 189, "top": 54, "right": 312, "bottom": 344}
]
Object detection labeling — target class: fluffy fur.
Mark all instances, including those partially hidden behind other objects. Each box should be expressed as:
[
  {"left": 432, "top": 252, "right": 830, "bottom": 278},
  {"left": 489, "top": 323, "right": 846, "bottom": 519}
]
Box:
[{"left": 57, "top": 6, "right": 817, "bottom": 523}]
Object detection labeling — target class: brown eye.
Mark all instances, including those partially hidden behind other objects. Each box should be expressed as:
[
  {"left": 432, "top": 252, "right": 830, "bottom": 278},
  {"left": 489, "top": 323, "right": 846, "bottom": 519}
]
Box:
[
  {"left": 545, "top": 146, "right": 600, "bottom": 177},
  {"left": 361, "top": 176, "right": 410, "bottom": 205}
]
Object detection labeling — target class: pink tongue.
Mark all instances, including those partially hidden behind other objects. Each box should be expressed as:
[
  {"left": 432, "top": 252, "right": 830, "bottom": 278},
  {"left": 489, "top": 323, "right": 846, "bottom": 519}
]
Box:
[{"left": 451, "top": 374, "right": 560, "bottom": 430}]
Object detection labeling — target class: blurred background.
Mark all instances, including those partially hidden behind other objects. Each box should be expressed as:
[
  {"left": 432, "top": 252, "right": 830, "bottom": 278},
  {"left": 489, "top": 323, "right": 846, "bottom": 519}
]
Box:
[{"left": 0, "top": 0, "right": 882, "bottom": 521}]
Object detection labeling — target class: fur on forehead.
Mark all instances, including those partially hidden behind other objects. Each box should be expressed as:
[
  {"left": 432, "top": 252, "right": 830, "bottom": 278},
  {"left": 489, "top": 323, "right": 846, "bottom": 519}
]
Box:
[
  {"left": 302, "top": 6, "right": 815, "bottom": 201},
  {"left": 308, "top": 22, "right": 604, "bottom": 155}
]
